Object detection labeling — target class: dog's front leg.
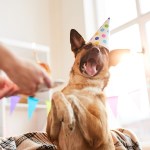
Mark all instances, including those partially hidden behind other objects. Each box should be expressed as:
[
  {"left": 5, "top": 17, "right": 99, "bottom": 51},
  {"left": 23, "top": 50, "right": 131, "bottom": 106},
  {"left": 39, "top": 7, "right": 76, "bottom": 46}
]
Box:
[
  {"left": 46, "top": 91, "right": 75, "bottom": 141},
  {"left": 46, "top": 96, "right": 61, "bottom": 142},
  {"left": 68, "top": 95, "right": 114, "bottom": 149}
]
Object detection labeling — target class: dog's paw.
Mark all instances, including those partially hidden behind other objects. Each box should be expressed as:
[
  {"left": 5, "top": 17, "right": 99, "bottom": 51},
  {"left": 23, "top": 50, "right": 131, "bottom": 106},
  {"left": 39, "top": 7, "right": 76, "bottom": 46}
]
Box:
[
  {"left": 52, "top": 92, "right": 75, "bottom": 131},
  {"left": 63, "top": 102, "right": 75, "bottom": 131},
  {"left": 68, "top": 121, "right": 75, "bottom": 131}
]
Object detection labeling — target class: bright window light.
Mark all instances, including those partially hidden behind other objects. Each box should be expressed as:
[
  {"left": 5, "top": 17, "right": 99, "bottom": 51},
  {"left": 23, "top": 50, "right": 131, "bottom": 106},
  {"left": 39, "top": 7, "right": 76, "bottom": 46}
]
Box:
[
  {"left": 110, "top": 24, "right": 142, "bottom": 52},
  {"left": 106, "top": 53, "right": 150, "bottom": 124},
  {"left": 146, "top": 21, "right": 150, "bottom": 50},
  {"left": 108, "top": 0, "right": 137, "bottom": 29},
  {"left": 139, "top": 0, "right": 150, "bottom": 14}
]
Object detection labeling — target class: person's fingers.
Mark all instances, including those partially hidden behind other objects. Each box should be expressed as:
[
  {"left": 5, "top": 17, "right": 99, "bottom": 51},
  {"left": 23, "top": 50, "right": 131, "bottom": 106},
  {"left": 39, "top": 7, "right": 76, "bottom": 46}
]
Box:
[
  {"left": 0, "top": 77, "right": 5, "bottom": 88},
  {"left": 0, "top": 86, "right": 13, "bottom": 99},
  {"left": 5, "top": 84, "right": 19, "bottom": 97},
  {"left": 39, "top": 68, "right": 52, "bottom": 88},
  {"left": 43, "top": 74, "right": 52, "bottom": 88},
  {"left": 0, "top": 78, "right": 13, "bottom": 98},
  {"left": 17, "top": 88, "right": 35, "bottom": 97}
]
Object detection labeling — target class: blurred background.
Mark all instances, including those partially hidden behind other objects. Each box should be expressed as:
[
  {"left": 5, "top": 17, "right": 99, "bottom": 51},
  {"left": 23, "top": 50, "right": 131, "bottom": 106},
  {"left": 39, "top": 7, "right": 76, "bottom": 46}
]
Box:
[{"left": 0, "top": 0, "right": 150, "bottom": 149}]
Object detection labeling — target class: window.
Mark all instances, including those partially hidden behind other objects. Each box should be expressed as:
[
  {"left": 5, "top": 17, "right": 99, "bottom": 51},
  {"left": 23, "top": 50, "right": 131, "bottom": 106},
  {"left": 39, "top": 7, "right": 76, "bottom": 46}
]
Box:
[
  {"left": 146, "top": 21, "right": 150, "bottom": 50},
  {"left": 83, "top": 0, "right": 150, "bottom": 144},
  {"left": 110, "top": 24, "right": 142, "bottom": 52},
  {"left": 139, "top": 0, "right": 150, "bottom": 14},
  {"left": 104, "top": 0, "right": 137, "bottom": 29}
]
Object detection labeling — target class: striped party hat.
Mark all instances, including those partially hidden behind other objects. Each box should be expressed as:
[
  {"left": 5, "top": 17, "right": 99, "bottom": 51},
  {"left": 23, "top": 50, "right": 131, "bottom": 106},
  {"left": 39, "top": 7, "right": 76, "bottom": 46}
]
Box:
[{"left": 89, "top": 18, "right": 110, "bottom": 50}]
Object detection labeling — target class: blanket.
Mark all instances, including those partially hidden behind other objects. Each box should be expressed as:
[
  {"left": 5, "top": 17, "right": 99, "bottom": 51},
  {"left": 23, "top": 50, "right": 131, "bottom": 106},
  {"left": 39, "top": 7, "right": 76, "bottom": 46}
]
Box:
[{"left": 0, "top": 128, "right": 142, "bottom": 150}]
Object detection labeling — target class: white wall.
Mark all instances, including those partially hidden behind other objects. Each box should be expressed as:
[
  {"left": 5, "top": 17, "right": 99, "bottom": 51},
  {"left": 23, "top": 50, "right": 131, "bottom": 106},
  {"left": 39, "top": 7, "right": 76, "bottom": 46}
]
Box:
[
  {"left": 49, "top": 0, "right": 86, "bottom": 81},
  {"left": 0, "top": 0, "right": 51, "bottom": 45}
]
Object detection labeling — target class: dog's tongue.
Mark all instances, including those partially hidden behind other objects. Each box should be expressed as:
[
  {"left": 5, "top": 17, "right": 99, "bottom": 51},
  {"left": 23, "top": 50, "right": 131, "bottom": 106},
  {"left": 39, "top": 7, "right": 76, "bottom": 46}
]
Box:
[{"left": 84, "top": 60, "right": 97, "bottom": 76}]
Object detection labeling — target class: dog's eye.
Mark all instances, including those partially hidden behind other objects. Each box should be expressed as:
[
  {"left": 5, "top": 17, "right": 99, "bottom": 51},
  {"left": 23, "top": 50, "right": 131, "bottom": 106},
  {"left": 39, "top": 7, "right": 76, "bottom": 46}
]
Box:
[
  {"left": 83, "top": 43, "right": 93, "bottom": 50},
  {"left": 100, "top": 47, "right": 109, "bottom": 55}
]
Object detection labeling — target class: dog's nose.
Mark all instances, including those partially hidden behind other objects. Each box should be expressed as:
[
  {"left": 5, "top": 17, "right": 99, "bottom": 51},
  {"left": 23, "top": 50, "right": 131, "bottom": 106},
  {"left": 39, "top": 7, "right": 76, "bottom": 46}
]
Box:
[{"left": 92, "top": 48, "right": 100, "bottom": 53}]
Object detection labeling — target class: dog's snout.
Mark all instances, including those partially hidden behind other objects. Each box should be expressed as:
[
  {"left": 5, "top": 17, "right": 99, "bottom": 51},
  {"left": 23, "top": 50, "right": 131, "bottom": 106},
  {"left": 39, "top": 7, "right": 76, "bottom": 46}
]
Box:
[{"left": 92, "top": 48, "right": 100, "bottom": 53}]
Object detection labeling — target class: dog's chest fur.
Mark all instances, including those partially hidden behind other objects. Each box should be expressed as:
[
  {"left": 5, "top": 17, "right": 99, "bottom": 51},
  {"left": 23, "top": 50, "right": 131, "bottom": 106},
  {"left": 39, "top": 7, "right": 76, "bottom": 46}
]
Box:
[
  {"left": 63, "top": 85, "right": 106, "bottom": 110},
  {"left": 58, "top": 86, "right": 108, "bottom": 149}
]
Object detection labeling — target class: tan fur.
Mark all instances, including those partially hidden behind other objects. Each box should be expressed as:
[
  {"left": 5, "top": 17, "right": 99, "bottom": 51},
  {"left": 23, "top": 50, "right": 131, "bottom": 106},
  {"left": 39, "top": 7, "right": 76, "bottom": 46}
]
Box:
[{"left": 46, "top": 29, "right": 115, "bottom": 150}]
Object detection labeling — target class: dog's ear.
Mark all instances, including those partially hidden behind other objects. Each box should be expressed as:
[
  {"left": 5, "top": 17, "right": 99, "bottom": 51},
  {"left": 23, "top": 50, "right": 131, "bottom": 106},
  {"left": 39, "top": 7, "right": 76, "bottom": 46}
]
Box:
[
  {"left": 109, "top": 49, "right": 130, "bottom": 67},
  {"left": 70, "top": 29, "right": 85, "bottom": 55}
]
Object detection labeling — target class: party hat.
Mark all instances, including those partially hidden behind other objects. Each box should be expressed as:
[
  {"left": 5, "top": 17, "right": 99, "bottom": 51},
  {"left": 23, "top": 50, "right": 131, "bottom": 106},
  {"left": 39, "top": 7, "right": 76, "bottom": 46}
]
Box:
[{"left": 89, "top": 18, "right": 110, "bottom": 50}]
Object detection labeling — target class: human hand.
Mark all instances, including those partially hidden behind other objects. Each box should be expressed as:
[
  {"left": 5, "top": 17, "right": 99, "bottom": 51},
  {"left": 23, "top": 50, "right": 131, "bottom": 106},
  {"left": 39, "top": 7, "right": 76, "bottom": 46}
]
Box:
[
  {"left": 0, "top": 76, "right": 19, "bottom": 99},
  {"left": 0, "top": 44, "right": 52, "bottom": 96},
  {"left": 3, "top": 58, "right": 52, "bottom": 96}
]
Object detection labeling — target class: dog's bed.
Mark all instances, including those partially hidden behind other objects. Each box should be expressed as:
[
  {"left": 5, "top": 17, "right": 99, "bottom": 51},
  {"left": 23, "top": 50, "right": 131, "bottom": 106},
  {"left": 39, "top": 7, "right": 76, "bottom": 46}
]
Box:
[{"left": 0, "top": 128, "right": 141, "bottom": 150}]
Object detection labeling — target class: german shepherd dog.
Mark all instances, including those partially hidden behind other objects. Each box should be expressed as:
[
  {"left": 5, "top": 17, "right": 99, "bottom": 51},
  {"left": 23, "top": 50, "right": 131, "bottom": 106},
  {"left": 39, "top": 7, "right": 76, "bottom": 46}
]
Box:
[{"left": 46, "top": 29, "right": 115, "bottom": 150}]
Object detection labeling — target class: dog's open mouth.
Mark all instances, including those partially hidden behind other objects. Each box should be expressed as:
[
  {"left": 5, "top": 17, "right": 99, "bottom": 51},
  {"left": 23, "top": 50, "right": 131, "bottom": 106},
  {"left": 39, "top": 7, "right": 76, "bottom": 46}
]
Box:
[{"left": 80, "top": 57, "right": 102, "bottom": 77}]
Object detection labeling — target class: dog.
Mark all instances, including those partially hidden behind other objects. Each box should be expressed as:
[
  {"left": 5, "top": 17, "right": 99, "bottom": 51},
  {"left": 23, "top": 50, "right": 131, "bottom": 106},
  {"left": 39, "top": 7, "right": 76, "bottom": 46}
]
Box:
[{"left": 46, "top": 29, "right": 116, "bottom": 150}]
